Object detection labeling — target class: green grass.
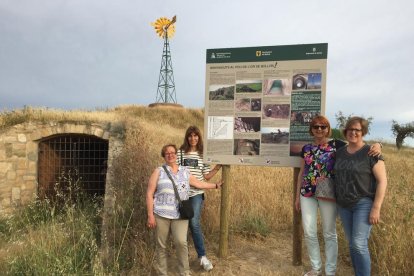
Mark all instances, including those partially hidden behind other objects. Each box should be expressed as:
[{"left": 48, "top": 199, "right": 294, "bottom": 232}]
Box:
[
  {"left": 0, "top": 177, "right": 103, "bottom": 275},
  {"left": 237, "top": 214, "right": 271, "bottom": 238}
]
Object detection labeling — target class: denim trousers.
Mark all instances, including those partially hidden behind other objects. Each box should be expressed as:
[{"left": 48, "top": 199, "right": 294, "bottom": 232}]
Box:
[
  {"left": 189, "top": 194, "right": 206, "bottom": 258},
  {"left": 155, "top": 215, "right": 190, "bottom": 276},
  {"left": 300, "top": 195, "right": 338, "bottom": 275},
  {"left": 337, "top": 197, "right": 373, "bottom": 276}
]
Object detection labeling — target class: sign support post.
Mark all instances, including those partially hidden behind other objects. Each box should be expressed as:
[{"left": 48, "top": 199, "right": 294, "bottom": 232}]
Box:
[
  {"left": 218, "top": 165, "right": 231, "bottom": 258},
  {"left": 292, "top": 167, "right": 302, "bottom": 265}
]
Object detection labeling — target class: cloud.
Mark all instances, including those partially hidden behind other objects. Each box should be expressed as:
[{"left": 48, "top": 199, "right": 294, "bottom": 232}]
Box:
[{"left": 0, "top": 0, "right": 413, "bottom": 123}]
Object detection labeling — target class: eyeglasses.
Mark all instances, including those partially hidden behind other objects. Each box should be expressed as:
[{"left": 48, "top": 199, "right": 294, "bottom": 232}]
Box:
[
  {"left": 346, "top": 128, "right": 362, "bottom": 133},
  {"left": 312, "top": 125, "right": 328, "bottom": 130},
  {"left": 164, "top": 152, "right": 176, "bottom": 156}
]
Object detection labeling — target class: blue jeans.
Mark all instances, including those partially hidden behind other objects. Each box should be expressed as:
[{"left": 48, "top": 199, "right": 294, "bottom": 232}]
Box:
[
  {"left": 337, "top": 197, "right": 373, "bottom": 276},
  {"left": 300, "top": 195, "right": 338, "bottom": 275},
  {"left": 189, "top": 194, "right": 206, "bottom": 258}
]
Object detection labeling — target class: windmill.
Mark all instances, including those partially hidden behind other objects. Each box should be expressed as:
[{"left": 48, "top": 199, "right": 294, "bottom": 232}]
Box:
[{"left": 151, "top": 15, "right": 177, "bottom": 104}]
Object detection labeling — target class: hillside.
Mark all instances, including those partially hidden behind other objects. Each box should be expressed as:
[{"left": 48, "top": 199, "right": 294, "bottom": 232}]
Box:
[{"left": 0, "top": 105, "right": 413, "bottom": 275}]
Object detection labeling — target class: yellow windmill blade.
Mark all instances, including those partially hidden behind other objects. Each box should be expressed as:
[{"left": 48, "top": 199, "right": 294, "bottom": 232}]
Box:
[{"left": 151, "top": 16, "right": 176, "bottom": 39}]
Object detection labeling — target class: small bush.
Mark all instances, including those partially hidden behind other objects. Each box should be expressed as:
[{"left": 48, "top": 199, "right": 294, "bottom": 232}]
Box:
[{"left": 237, "top": 214, "right": 271, "bottom": 238}]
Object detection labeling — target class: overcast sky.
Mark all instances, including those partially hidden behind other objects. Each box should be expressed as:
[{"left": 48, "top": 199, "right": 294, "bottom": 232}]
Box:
[{"left": 1, "top": 0, "right": 413, "bottom": 144}]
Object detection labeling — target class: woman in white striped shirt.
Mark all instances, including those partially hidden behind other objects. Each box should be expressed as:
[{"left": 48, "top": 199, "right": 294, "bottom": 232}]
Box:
[{"left": 177, "top": 126, "right": 222, "bottom": 271}]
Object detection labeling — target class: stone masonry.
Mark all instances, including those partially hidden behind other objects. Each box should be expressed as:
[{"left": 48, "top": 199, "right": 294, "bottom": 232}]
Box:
[{"left": 0, "top": 121, "right": 123, "bottom": 216}]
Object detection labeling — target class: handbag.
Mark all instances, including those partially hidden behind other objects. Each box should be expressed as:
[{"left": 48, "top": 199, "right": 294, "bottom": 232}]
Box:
[
  {"left": 315, "top": 177, "right": 336, "bottom": 202},
  {"left": 162, "top": 165, "right": 194, "bottom": 219}
]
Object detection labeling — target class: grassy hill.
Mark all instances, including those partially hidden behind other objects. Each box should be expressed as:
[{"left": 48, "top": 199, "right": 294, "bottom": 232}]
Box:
[{"left": 0, "top": 105, "right": 413, "bottom": 275}]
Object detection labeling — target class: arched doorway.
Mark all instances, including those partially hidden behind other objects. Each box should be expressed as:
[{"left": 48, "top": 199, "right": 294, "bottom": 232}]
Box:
[{"left": 38, "top": 134, "right": 108, "bottom": 199}]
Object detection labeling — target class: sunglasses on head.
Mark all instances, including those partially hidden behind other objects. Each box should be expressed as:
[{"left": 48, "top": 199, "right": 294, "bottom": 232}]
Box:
[{"left": 312, "top": 125, "right": 328, "bottom": 130}]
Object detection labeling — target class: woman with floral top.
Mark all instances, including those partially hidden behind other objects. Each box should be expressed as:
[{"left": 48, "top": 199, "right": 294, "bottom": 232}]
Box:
[{"left": 295, "top": 115, "right": 381, "bottom": 276}]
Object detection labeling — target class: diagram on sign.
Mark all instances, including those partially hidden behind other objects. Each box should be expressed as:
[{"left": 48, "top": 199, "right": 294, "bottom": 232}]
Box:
[{"left": 207, "top": 116, "right": 234, "bottom": 139}]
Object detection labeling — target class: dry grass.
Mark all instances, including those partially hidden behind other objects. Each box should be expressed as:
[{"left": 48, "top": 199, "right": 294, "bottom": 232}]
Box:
[
  {"left": 0, "top": 105, "right": 413, "bottom": 275},
  {"left": 201, "top": 166, "right": 294, "bottom": 237},
  {"left": 104, "top": 106, "right": 413, "bottom": 275},
  {"left": 0, "top": 106, "right": 118, "bottom": 128},
  {"left": 0, "top": 195, "right": 101, "bottom": 274},
  {"left": 368, "top": 145, "right": 414, "bottom": 274}
]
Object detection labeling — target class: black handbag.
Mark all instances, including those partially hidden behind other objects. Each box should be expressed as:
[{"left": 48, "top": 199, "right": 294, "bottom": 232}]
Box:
[{"left": 162, "top": 165, "right": 194, "bottom": 219}]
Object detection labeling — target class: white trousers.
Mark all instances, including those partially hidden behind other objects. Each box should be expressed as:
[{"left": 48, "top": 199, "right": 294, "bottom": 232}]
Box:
[{"left": 300, "top": 195, "right": 338, "bottom": 275}]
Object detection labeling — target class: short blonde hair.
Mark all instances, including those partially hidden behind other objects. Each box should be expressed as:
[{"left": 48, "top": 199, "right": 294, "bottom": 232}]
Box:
[
  {"left": 161, "top": 144, "right": 177, "bottom": 157},
  {"left": 342, "top": 116, "right": 369, "bottom": 137}
]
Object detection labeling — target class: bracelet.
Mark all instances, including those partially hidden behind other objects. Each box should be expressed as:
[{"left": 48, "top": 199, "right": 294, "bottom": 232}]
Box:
[{"left": 215, "top": 183, "right": 218, "bottom": 189}]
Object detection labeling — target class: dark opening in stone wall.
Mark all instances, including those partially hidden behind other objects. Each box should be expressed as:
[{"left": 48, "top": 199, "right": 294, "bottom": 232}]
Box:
[{"left": 38, "top": 134, "right": 108, "bottom": 200}]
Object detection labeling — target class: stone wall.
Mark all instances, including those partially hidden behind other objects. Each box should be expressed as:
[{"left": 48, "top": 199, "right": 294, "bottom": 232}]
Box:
[{"left": 0, "top": 121, "right": 123, "bottom": 215}]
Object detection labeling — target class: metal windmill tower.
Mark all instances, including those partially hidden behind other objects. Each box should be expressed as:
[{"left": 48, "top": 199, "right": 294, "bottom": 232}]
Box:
[{"left": 151, "top": 15, "right": 177, "bottom": 104}]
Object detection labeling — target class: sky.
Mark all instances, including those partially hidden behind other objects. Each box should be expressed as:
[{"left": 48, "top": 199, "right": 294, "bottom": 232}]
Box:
[{"left": 1, "top": 0, "right": 413, "bottom": 145}]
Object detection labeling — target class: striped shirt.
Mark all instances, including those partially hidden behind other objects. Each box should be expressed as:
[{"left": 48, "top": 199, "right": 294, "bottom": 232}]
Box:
[
  {"left": 177, "top": 150, "right": 211, "bottom": 197},
  {"left": 153, "top": 165, "right": 191, "bottom": 219}
]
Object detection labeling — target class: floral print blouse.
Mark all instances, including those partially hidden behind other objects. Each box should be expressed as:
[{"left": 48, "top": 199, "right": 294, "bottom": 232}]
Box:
[{"left": 300, "top": 139, "right": 346, "bottom": 197}]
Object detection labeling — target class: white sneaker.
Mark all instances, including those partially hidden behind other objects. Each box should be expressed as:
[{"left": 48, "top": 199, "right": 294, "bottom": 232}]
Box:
[
  {"left": 200, "top": 256, "right": 213, "bottom": 271},
  {"left": 303, "top": 270, "right": 322, "bottom": 276}
]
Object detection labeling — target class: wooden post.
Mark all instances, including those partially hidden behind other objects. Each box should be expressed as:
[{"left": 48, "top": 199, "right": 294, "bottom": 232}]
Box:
[
  {"left": 292, "top": 167, "right": 302, "bottom": 265},
  {"left": 218, "top": 165, "right": 231, "bottom": 258}
]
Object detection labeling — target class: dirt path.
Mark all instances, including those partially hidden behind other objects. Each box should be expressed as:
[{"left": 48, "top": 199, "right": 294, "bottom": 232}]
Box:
[{"left": 152, "top": 230, "right": 353, "bottom": 276}]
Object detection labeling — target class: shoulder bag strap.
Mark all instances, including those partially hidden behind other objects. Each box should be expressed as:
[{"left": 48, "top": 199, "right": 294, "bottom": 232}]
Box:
[{"left": 162, "top": 165, "right": 182, "bottom": 203}]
